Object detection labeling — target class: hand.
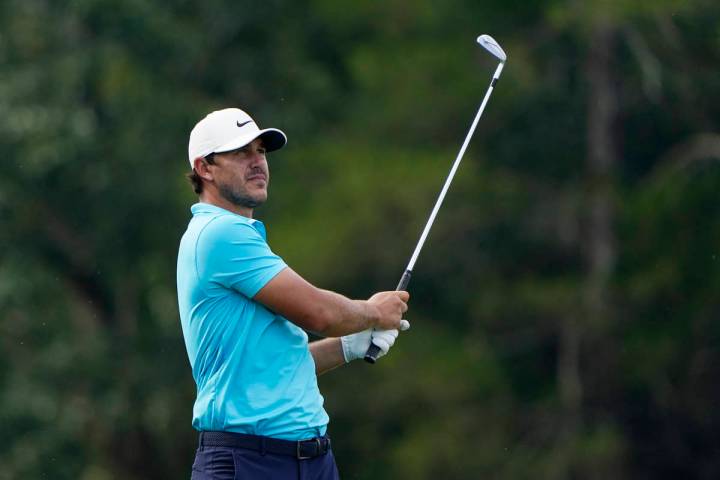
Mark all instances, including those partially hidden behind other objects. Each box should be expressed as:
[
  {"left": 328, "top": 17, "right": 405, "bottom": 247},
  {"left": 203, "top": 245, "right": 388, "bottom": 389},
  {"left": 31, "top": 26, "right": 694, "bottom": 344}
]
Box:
[
  {"left": 340, "top": 321, "right": 410, "bottom": 363},
  {"left": 367, "top": 291, "right": 409, "bottom": 330}
]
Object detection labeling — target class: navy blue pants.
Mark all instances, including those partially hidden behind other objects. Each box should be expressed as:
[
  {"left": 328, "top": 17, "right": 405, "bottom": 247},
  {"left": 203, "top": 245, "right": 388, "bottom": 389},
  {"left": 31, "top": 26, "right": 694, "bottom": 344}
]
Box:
[{"left": 191, "top": 445, "right": 341, "bottom": 480}]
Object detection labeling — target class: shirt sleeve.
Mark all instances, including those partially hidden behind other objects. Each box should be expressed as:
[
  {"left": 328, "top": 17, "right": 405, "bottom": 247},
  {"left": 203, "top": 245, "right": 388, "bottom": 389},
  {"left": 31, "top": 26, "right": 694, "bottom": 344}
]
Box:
[{"left": 195, "top": 215, "right": 287, "bottom": 298}]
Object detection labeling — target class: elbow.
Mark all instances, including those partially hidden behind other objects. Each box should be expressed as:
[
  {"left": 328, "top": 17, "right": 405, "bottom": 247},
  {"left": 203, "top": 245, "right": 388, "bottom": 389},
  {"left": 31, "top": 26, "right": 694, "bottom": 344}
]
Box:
[{"left": 303, "top": 305, "right": 336, "bottom": 337}]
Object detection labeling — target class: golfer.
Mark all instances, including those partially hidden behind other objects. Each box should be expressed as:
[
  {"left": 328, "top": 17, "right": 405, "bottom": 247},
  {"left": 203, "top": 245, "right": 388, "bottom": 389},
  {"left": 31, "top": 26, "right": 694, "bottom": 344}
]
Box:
[{"left": 177, "top": 107, "right": 410, "bottom": 479}]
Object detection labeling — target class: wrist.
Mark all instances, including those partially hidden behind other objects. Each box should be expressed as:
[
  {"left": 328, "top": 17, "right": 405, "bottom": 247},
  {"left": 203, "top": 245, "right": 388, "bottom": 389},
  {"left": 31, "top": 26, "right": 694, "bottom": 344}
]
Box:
[
  {"left": 359, "top": 300, "right": 379, "bottom": 329},
  {"left": 341, "top": 329, "right": 372, "bottom": 363},
  {"left": 340, "top": 334, "right": 354, "bottom": 363}
]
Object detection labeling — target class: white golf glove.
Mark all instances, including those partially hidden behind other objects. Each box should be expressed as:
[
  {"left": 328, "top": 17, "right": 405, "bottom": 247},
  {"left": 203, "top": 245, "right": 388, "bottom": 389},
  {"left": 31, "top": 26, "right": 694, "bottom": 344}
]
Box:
[{"left": 340, "top": 320, "right": 410, "bottom": 363}]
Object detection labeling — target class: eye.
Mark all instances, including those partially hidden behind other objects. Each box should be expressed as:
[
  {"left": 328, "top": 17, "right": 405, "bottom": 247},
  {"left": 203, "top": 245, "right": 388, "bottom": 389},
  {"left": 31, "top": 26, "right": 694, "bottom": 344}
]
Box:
[{"left": 257, "top": 147, "right": 267, "bottom": 155}]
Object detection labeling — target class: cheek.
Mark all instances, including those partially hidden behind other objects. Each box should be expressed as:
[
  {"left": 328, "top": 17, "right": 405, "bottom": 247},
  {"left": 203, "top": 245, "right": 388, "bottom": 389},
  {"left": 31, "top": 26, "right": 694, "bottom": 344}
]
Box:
[{"left": 225, "top": 167, "right": 247, "bottom": 183}]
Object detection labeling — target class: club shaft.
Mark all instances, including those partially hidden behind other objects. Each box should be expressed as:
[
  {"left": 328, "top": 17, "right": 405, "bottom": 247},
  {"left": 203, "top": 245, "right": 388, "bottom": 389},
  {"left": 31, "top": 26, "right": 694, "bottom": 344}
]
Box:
[
  {"left": 364, "top": 61, "right": 505, "bottom": 365},
  {"left": 405, "top": 62, "right": 504, "bottom": 272}
]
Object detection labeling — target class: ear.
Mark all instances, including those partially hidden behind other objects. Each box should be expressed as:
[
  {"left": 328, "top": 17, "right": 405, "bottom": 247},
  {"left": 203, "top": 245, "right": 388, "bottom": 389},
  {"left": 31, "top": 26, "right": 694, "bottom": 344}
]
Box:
[{"left": 193, "top": 156, "right": 213, "bottom": 182}]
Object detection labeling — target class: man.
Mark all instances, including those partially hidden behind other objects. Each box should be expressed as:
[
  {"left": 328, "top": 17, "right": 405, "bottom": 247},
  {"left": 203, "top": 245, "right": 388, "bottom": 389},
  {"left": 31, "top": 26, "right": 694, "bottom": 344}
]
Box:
[{"left": 177, "top": 107, "right": 410, "bottom": 480}]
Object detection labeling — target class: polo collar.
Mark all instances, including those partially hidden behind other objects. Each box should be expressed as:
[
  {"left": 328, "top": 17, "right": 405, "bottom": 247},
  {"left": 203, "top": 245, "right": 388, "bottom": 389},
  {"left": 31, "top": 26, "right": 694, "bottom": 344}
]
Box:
[
  {"left": 190, "top": 203, "right": 268, "bottom": 239},
  {"left": 190, "top": 203, "right": 255, "bottom": 223}
]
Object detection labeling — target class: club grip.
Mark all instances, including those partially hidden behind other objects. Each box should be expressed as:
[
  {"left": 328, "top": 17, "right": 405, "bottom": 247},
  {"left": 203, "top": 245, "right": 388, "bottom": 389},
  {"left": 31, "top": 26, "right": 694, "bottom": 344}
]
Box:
[
  {"left": 364, "top": 343, "right": 382, "bottom": 364},
  {"left": 363, "top": 270, "right": 412, "bottom": 363}
]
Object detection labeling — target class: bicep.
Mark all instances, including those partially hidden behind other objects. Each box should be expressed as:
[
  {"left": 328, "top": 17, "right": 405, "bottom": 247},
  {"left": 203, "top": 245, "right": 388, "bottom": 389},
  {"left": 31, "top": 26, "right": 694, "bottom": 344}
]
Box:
[{"left": 253, "top": 267, "right": 329, "bottom": 334}]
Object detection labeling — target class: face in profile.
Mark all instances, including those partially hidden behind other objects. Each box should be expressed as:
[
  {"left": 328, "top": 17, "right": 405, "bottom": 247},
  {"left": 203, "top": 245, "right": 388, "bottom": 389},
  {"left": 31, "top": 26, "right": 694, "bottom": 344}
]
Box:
[{"left": 212, "top": 138, "right": 269, "bottom": 209}]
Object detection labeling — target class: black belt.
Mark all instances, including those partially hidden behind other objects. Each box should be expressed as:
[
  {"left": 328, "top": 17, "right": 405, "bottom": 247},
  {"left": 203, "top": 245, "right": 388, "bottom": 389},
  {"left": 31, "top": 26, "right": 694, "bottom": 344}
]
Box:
[{"left": 199, "top": 431, "right": 331, "bottom": 460}]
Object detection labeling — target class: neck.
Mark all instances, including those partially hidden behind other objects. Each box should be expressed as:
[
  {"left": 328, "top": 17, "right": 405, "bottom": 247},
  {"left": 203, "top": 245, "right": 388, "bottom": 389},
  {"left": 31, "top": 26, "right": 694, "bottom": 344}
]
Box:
[{"left": 199, "top": 191, "right": 254, "bottom": 219}]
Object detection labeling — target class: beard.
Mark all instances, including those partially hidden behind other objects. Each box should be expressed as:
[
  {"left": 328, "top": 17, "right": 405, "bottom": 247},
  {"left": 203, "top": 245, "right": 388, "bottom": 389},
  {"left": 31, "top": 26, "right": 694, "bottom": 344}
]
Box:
[{"left": 218, "top": 182, "right": 266, "bottom": 209}]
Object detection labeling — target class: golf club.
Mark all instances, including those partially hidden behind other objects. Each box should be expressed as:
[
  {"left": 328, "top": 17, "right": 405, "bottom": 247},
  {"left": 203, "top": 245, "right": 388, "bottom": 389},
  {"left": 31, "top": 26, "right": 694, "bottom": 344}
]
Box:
[{"left": 364, "top": 34, "right": 507, "bottom": 363}]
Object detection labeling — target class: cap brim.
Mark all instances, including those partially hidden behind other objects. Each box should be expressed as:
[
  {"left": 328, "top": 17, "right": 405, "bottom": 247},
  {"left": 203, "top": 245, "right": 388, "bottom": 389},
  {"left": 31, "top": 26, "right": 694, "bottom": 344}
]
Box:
[{"left": 214, "top": 128, "right": 287, "bottom": 155}]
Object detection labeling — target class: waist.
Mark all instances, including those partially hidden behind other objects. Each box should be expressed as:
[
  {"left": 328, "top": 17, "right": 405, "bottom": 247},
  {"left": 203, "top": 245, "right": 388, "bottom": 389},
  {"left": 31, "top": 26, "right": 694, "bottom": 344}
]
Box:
[
  {"left": 199, "top": 431, "right": 331, "bottom": 459},
  {"left": 192, "top": 386, "right": 329, "bottom": 439}
]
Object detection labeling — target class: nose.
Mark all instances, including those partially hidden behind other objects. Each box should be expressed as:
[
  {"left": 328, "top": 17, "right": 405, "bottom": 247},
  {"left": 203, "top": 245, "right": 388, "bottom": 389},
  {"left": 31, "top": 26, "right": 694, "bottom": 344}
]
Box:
[
  {"left": 247, "top": 149, "right": 267, "bottom": 173},
  {"left": 249, "top": 151, "right": 265, "bottom": 166}
]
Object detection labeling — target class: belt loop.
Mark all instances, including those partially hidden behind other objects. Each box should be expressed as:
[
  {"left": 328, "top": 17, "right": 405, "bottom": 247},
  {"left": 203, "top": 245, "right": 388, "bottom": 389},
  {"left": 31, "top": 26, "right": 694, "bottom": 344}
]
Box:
[{"left": 260, "top": 437, "right": 266, "bottom": 456}]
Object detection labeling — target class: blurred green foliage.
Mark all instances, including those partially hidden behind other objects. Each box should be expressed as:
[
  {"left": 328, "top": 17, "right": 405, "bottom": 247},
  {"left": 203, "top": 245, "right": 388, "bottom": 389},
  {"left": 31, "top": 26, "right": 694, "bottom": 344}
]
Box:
[{"left": 1, "top": 0, "right": 719, "bottom": 478}]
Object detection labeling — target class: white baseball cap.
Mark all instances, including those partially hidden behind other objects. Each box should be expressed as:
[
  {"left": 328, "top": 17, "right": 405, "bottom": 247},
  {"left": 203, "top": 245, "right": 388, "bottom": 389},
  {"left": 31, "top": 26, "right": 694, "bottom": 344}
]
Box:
[{"left": 187, "top": 108, "right": 287, "bottom": 167}]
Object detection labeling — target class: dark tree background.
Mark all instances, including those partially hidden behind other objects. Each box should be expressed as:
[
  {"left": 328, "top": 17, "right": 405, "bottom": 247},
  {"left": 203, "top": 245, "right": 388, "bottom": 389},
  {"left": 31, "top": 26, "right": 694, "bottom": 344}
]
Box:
[{"left": 1, "top": 0, "right": 719, "bottom": 478}]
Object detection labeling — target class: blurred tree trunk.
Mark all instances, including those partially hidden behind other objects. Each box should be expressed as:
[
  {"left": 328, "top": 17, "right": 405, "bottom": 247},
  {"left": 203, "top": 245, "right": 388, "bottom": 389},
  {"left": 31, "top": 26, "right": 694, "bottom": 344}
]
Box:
[{"left": 558, "top": 20, "right": 618, "bottom": 478}]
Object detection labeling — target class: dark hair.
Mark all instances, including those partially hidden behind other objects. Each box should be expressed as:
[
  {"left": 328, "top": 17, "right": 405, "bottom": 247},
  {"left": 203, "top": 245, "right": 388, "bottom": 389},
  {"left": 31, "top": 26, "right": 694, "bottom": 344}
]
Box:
[{"left": 186, "top": 154, "right": 215, "bottom": 194}]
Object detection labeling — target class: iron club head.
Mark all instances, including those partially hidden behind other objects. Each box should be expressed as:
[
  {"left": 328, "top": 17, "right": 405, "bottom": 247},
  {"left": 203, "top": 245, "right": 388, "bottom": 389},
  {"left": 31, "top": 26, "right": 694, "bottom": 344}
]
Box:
[{"left": 477, "top": 34, "right": 507, "bottom": 62}]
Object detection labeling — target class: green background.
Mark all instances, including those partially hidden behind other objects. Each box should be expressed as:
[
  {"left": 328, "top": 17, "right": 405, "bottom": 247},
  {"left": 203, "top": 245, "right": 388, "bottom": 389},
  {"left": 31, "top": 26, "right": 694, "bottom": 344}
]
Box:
[{"left": 2, "top": 0, "right": 719, "bottom": 478}]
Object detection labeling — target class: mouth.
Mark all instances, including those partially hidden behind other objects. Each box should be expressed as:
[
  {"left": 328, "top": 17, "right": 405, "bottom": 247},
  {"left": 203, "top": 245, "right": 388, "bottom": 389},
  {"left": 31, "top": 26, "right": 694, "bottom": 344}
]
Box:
[{"left": 246, "top": 174, "right": 267, "bottom": 184}]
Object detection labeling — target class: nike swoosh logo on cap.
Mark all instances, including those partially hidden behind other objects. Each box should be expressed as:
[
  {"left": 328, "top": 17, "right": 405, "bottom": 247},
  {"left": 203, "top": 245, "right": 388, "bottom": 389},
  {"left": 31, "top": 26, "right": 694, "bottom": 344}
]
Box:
[{"left": 237, "top": 120, "right": 252, "bottom": 128}]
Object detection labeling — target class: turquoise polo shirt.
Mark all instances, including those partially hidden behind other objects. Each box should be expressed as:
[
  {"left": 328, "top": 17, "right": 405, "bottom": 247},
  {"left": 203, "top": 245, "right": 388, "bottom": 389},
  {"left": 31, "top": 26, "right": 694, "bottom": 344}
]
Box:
[{"left": 176, "top": 203, "right": 329, "bottom": 440}]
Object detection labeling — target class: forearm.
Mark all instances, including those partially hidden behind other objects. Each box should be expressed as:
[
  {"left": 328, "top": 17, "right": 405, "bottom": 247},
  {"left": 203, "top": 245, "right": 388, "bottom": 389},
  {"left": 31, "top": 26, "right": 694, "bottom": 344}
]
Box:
[
  {"left": 309, "top": 337, "right": 346, "bottom": 375},
  {"left": 312, "top": 289, "right": 378, "bottom": 337},
  {"left": 253, "top": 267, "right": 407, "bottom": 337}
]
